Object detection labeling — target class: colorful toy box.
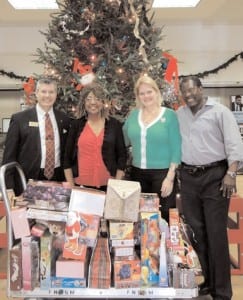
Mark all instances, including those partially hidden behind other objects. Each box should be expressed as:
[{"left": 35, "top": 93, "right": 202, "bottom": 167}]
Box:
[
  {"left": 140, "top": 212, "right": 160, "bottom": 286},
  {"left": 114, "top": 255, "right": 141, "bottom": 288}
]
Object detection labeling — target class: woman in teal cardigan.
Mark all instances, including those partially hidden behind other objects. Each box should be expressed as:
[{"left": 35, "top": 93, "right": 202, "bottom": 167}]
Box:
[{"left": 123, "top": 75, "right": 181, "bottom": 222}]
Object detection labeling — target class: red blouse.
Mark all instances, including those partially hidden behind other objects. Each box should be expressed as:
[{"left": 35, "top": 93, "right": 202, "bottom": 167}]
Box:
[{"left": 75, "top": 123, "right": 111, "bottom": 187}]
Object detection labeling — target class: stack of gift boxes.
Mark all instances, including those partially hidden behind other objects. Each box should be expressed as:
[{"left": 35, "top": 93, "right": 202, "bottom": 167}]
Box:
[{"left": 9, "top": 180, "right": 198, "bottom": 292}]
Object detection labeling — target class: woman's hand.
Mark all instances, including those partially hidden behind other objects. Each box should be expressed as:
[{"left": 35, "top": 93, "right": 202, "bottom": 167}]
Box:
[
  {"left": 161, "top": 177, "right": 174, "bottom": 198},
  {"left": 115, "top": 169, "right": 125, "bottom": 180}
]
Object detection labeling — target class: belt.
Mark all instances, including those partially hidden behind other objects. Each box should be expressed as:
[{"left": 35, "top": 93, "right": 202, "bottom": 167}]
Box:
[{"left": 181, "top": 160, "right": 227, "bottom": 175}]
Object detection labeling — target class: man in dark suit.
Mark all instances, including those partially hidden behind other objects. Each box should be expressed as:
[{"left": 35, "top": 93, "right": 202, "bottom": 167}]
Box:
[
  {"left": 2, "top": 77, "right": 71, "bottom": 194},
  {"left": 231, "top": 95, "right": 243, "bottom": 111}
]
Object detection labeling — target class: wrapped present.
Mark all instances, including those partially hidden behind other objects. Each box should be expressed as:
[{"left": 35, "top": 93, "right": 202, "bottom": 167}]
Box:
[
  {"left": 88, "top": 236, "right": 111, "bottom": 288},
  {"left": 104, "top": 179, "right": 141, "bottom": 222},
  {"left": 88, "top": 219, "right": 111, "bottom": 289}
]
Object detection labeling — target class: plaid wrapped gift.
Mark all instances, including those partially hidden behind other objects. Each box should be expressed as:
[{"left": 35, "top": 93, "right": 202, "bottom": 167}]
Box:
[{"left": 88, "top": 236, "right": 111, "bottom": 289}]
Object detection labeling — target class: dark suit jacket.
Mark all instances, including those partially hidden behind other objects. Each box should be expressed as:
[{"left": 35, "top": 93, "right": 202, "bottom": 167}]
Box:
[
  {"left": 231, "top": 102, "right": 243, "bottom": 111},
  {"left": 2, "top": 106, "right": 71, "bottom": 193}
]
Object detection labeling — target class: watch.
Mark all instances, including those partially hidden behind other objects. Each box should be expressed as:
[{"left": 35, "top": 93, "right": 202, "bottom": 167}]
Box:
[{"left": 227, "top": 171, "right": 237, "bottom": 178}]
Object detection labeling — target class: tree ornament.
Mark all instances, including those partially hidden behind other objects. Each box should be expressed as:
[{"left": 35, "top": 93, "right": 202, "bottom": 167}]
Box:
[{"left": 89, "top": 35, "right": 97, "bottom": 44}]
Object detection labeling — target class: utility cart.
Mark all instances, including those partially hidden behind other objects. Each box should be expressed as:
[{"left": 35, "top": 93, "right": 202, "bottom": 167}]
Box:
[{"left": 0, "top": 162, "right": 198, "bottom": 299}]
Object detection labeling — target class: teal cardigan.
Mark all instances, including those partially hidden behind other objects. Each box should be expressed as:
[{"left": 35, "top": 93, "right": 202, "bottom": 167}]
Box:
[{"left": 123, "top": 107, "right": 181, "bottom": 169}]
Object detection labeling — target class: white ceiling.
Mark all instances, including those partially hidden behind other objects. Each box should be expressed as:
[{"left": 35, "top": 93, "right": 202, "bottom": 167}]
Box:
[{"left": 1, "top": 0, "right": 243, "bottom": 27}]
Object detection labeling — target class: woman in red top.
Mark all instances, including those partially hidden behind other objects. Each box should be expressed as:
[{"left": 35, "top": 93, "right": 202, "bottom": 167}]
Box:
[{"left": 64, "top": 83, "right": 127, "bottom": 191}]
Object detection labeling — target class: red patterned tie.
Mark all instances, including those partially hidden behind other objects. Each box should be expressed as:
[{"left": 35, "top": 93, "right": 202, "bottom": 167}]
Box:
[{"left": 44, "top": 113, "right": 55, "bottom": 179}]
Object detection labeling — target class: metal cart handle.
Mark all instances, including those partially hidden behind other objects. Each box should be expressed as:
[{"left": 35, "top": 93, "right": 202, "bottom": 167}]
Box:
[{"left": 0, "top": 161, "right": 27, "bottom": 249}]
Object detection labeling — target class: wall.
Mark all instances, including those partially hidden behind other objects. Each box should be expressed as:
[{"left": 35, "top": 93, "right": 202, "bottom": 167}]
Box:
[{"left": 160, "top": 23, "right": 243, "bottom": 85}]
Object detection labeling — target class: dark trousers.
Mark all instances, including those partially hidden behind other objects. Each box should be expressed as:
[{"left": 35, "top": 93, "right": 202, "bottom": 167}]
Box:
[
  {"left": 180, "top": 163, "right": 232, "bottom": 300},
  {"left": 130, "top": 166, "right": 176, "bottom": 222}
]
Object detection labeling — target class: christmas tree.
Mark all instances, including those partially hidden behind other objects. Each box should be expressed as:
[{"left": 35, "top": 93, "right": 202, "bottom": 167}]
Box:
[{"left": 34, "top": 0, "right": 178, "bottom": 119}]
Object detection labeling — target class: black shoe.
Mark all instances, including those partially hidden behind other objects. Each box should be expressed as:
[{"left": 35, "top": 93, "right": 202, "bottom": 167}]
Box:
[{"left": 198, "top": 282, "right": 211, "bottom": 296}]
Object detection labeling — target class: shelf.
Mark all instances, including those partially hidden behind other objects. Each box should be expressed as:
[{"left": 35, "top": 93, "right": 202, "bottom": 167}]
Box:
[{"left": 9, "top": 287, "right": 198, "bottom": 299}]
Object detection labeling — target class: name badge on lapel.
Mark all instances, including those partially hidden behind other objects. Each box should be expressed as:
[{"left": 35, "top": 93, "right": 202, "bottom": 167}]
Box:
[{"left": 29, "top": 121, "right": 39, "bottom": 127}]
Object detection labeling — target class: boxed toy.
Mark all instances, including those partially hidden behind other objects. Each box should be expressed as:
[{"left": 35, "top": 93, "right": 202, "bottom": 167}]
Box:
[
  {"left": 140, "top": 212, "right": 160, "bottom": 286},
  {"left": 111, "top": 239, "right": 134, "bottom": 247},
  {"left": 63, "top": 211, "right": 88, "bottom": 260},
  {"left": 23, "top": 180, "right": 71, "bottom": 210},
  {"left": 169, "top": 208, "right": 182, "bottom": 246},
  {"left": 10, "top": 243, "right": 22, "bottom": 291},
  {"left": 114, "top": 247, "right": 134, "bottom": 257},
  {"left": 10, "top": 207, "right": 30, "bottom": 239},
  {"left": 40, "top": 232, "right": 52, "bottom": 289},
  {"left": 158, "top": 233, "right": 169, "bottom": 287},
  {"left": 51, "top": 277, "right": 86, "bottom": 288},
  {"left": 114, "top": 255, "right": 141, "bottom": 288},
  {"left": 109, "top": 221, "right": 134, "bottom": 240},
  {"left": 79, "top": 213, "right": 100, "bottom": 247},
  {"left": 139, "top": 193, "right": 160, "bottom": 212},
  {"left": 22, "top": 236, "right": 39, "bottom": 291}
]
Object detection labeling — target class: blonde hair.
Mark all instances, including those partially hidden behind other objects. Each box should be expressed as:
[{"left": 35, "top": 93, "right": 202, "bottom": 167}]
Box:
[
  {"left": 134, "top": 75, "right": 163, "bottom": 108},
  {"left": 77, "top": 83, "right": 109, "bottom": 119}
]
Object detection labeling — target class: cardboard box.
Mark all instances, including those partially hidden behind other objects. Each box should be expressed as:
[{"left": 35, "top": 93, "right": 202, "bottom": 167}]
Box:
[
  {"left": 10, "top": 207, "right": 30, "bottom": 239},
  {"left": 63, "top": 211, "right": 88, "bottom": 260},
  {"left": 109, "top": 221, "right": 134, "bottom": 240},
  {"left": 23, "top": 181, "right": 71, "bottom": 211},
  {"left": 56, "top": 256, "right": 87, "bottom": 278},
  {"left": 111, "top": 239, "right": 134, "bottom": 247},
  {"left": 169, "top": 208, "right": 182, "bottom": 246},
  {"left": 21, "top": 236, "right": 39, "bottom": 290},
  {"left": 114, "top": 255, "right": 141, "bottom": 288},
  {"left": 40, "top": 233, "right": 52, "bottom": 289},
  {"left": 10, "top": 243, "right": 22, "bottom": 291},
  {"left": 139, "top": 193, "right": 160, "bottom": 212},
  {"left": 79, "top": 213, "right": 100, "bottom": 247},
  {"left": 114, "top": 247, "right": 134, "bottom": 257},
  {"left": 51, "top": 277, "right": 86, "bottom": 288},
  {"left": 159, "top": 233, "right": 169, "bottom": 287},
  {"left": 140, "top": 212, "right": 160, "bottom": 286}
]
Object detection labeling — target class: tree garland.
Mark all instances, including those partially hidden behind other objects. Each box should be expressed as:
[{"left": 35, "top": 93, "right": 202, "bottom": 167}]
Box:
[{"left": 1, "top": 51, "right": 243, "bottom": 82}]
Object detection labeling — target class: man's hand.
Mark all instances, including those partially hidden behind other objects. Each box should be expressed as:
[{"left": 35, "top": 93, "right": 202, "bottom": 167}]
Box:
[{"left": 220, "top": 174, "right": 237, "bottom": 198}]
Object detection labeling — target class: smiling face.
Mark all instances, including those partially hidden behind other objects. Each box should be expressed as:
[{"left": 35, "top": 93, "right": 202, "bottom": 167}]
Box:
[
  {"left": 137, "top": 83, "right": 160, "bottom": 109},
  {"left": 180, "top": 78, "right": 204, "bottom": 114},
  {"left": 35, "top": 82, "right": 57, "bottom": 112},
  {"left": 84, "top": 91, "right": 104, "bottom": 116}
]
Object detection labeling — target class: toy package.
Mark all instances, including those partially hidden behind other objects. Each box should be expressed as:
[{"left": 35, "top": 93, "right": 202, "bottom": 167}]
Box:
[
  {"left": 140, "top": 212, "right": 160, "bottom": 286},
  {"left": 113, "top": 255, "right": 141, "bottom": 288}
]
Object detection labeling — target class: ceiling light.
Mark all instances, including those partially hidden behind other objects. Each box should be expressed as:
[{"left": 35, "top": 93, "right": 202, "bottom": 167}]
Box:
[
  {"left": 8, "top": 0, "right": 58, "bottom": 9},
  {"left": 152, "top": 0, "right": 201, "bottom": 8}
]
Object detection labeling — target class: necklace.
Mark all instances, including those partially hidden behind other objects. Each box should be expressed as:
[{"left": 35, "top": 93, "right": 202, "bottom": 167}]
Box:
[{"left": 142, "top": 107, "right": 161, "bottom": 125}]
